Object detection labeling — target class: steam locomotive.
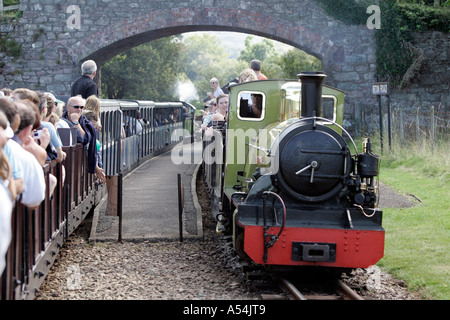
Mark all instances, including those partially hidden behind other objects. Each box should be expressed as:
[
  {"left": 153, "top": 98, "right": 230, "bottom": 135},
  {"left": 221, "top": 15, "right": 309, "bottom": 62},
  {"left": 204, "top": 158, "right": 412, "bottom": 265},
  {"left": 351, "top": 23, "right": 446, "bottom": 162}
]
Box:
[{"left": 203, "top": 72, "right": 384, "bottom": 272}]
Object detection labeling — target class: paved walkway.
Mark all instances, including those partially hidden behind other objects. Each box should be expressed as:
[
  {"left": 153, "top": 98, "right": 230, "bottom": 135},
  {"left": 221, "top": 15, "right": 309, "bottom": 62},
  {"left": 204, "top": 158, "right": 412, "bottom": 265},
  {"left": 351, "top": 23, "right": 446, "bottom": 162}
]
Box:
[{"left": 90, "top": 141, "right": 204, "bottom": 242}]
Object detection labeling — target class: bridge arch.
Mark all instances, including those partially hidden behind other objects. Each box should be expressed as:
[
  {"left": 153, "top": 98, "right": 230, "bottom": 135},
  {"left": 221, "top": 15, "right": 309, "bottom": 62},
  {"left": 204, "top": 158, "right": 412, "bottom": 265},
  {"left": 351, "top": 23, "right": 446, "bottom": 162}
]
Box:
[{"left": 4, "top": 1, "right": 377, "bottom": 116}]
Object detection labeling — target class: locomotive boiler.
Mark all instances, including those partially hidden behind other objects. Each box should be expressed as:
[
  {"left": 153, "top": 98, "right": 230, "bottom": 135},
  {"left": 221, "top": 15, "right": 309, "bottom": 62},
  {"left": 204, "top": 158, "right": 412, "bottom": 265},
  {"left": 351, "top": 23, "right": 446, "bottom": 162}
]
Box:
[{"left": 203, "top": 72, "right": 384, "bottom": 272}]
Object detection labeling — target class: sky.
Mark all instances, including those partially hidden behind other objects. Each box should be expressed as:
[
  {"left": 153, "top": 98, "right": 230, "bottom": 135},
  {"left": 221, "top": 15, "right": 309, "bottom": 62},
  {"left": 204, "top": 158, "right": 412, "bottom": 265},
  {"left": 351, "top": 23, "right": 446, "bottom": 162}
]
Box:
[{"left": 182, "top": 31, "right": 294, "bottom": 59}]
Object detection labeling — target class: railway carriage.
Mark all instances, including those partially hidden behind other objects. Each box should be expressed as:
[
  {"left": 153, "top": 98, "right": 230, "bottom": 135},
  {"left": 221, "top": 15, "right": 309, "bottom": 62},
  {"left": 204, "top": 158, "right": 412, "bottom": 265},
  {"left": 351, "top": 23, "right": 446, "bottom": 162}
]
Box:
[{"left": 203, "top": 72, "right": 385, "bottom": 272}]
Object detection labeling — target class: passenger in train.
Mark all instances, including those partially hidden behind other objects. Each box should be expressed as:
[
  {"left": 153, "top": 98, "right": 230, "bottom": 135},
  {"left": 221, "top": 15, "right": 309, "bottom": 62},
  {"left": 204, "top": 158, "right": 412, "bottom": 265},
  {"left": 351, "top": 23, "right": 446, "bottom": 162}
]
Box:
[
  {"left": 71, "top": 60, "right": 99, "bottom": 99},
  {"left": 206, "top": 77, "right": 224, "bottom": 101},
  {"left": 1, "top": 88, "right": 12, "bottom": 97},
  {"left": 204, "top": 94, "right": 228, "bottom": 138},
  {"left": 0, "top": 111, "right": 14, "bottom": 275},
  {"left": 84, "top": 95, "right": 102, "bottom": 131},
  {"left": 213, "top": 94, "right": 229, "bottom": 121},
  {"left": 62, "top": 95, "right": 105, "bottom": 182},
  {"left": 82, "top": 110, "right": 103, "bottom": 172},
  {"left": 201, "top": 99, "right": 217, "bottom": 131},
  {"left": 250, "top": 94, "right": 263, "bottom": 118},
  {"left": 250, "top": 59, "right": 268, "bottom": 80},
  {"left": 238, "top": 68, "right": 258, "bottom": 83},
  {"left": 36, "top": 92, "right": 66, "bottom": 163},
  {"left": 0, "top": 98, "right": 24, "bottom": 198},
  {"left": 0, "top": 110, "right": 15, "bottom": 200},
  {"left": 10, "top": 89, "right": 49, "bottom": 166},
  {"left": 8, "top": 99, "right": 46, "bottom": 210},
  {"left": 54, "top": 98, "right": 70, "bottom": 129},
  {"left": 83, "top": 95, "right": 104, "bottom": 171}
]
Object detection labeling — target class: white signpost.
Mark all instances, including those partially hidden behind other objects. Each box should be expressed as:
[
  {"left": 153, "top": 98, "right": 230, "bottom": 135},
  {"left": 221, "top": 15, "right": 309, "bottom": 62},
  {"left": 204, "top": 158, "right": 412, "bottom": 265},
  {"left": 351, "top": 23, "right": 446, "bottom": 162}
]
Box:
[{"left": 373, "top": 81, "right": 391, "bottom": 152}]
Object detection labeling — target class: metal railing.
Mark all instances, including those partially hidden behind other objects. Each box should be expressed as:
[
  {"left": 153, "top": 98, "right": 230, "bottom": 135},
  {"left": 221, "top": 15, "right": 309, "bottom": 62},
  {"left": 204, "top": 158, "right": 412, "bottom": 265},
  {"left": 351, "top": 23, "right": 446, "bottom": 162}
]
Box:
[{"left": 0, "top": 98, "right": 195, "bottom": 300}]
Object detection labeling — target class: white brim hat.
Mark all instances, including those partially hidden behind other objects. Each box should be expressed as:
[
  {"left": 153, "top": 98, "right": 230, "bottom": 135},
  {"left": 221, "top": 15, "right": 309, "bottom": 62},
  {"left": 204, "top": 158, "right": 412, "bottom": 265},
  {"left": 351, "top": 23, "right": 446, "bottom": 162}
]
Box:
[{"left": 2, "top": 122, "right": 14, "bottom": 139}]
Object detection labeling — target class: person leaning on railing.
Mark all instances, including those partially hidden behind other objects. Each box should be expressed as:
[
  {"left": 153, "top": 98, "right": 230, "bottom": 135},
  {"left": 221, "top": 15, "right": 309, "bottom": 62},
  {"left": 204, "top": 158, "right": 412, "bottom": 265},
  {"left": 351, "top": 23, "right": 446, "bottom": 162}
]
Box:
[
  {"left": 61, "top": 95, "right": 105, "bottom": 184},
  {"left": 0, "top": 110, "right": 15, "bottom": 275}
]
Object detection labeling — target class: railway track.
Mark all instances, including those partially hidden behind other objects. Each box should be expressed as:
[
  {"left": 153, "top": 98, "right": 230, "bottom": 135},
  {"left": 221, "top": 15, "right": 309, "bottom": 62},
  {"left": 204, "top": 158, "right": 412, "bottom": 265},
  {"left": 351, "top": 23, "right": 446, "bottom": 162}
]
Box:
[{"left": 260, "top": 275, "right": 364, "bottom": 301}]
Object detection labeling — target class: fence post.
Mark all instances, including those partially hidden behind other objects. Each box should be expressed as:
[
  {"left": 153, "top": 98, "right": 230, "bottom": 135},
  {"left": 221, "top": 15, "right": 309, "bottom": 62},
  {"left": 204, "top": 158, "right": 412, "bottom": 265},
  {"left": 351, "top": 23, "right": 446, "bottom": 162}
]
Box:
[
  {"left": 430, "top": 105, "right": 435, "bottom": 153},
  {"left": 400, "top": 108, "right": 405, "bottom": 146},
  {"left": 416, "top": 107, "right": 420, "bottom": 142},
  {"left": 177, "top": 173, "right": 184, "bottom": 242}
]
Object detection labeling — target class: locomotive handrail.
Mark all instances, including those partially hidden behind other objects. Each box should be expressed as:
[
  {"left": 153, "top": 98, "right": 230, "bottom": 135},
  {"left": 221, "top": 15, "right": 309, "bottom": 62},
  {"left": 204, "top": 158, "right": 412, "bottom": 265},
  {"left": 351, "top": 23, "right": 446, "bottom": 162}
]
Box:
[
  {"left": 288, "top": 116, "right": 359, "bottom": 157},
  {"left": 262, "top": 191, "right": 287, "bottom": 263}
]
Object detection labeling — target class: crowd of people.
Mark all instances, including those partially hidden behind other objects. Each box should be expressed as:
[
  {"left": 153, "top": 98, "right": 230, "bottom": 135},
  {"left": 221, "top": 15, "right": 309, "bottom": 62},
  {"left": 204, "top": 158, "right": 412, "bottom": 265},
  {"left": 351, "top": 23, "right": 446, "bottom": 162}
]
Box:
[
  {"left": 0, "top": 57, "right": 268, "bottom": 274},
  {"left": 200, "top": 59, "right": 267, "bottom": 134},
  {"left": 0, "top": 60, "right": 104, "bottom": 274}
]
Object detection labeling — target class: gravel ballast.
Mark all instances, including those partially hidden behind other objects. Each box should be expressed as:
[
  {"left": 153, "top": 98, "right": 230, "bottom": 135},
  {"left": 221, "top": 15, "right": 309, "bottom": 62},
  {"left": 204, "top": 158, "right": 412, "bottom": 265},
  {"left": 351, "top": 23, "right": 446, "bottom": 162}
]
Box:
[{"left": 36, "top": 179, "right": 422, "bottom": 300}]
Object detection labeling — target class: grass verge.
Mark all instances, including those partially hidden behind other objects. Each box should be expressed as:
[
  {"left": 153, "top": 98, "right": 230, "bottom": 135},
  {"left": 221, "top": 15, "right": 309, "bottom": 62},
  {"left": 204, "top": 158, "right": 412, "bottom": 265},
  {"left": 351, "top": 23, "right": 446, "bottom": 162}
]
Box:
[{"left": 372, "top": 138, "right": 449, "bottom": 300}]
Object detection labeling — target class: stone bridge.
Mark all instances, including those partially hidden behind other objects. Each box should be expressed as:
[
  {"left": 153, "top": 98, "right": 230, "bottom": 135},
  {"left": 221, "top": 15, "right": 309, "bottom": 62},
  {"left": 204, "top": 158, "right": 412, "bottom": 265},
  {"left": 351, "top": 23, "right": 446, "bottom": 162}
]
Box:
[{"left": 1, "top": 0, "right": 378, "bottom": 117}]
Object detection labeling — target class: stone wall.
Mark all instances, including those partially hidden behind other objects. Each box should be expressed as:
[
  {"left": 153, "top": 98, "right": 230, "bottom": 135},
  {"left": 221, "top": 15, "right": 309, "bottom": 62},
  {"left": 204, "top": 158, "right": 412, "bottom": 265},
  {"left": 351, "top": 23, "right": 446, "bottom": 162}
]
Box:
[
  {"left": 1, "top": 0, "right": 378, "bottom": 121},
  {"left": 1, "top": 2, "right": 447, "bottom": 137},
  {"left": 390, "top": 31, "right": 449, "bottom": 113},
  {"left": 353, "top": 31, "right": 449, "bottom": 138}
]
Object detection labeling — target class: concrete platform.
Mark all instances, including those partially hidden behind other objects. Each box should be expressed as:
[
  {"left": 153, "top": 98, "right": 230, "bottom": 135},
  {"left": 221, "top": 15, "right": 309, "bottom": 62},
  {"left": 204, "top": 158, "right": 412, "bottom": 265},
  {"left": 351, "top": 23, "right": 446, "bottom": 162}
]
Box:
[{"left": 90, "top": 141, "right": 204, "bottom": 242}]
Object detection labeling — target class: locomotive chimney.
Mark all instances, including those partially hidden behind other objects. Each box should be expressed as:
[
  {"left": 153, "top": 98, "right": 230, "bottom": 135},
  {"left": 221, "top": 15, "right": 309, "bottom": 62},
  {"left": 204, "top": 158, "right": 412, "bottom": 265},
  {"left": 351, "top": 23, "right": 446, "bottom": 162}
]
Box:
[{"left": 298, "top": 71, "right": 327, "bottom": 118}]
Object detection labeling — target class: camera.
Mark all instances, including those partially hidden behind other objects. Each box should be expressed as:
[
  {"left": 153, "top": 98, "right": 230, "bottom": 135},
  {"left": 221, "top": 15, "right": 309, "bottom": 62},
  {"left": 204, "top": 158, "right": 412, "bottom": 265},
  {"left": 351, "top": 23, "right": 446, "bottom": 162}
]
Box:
[{"left": 33, "top": 130, "right": 42, "bottom": 139}]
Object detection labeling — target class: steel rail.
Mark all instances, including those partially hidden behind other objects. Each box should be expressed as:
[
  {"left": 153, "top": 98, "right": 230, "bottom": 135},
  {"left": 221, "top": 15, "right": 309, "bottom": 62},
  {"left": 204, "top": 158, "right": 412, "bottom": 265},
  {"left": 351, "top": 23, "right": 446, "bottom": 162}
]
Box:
[
  {"left": 335, "top": 279, "right": 364, "bottom": 300},
  {"left": 279, "top": 276, "right": 307, "bottom": 300}
]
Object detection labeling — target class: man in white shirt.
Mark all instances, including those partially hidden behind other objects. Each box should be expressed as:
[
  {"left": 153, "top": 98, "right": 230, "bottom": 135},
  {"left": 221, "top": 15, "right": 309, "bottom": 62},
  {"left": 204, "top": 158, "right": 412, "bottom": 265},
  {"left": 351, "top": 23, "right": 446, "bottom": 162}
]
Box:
[
  {"left": 207, "top": 78, "right": 224, "bottom": 100},
  {"left": 9, "top": 100, "right": 46, "bottom": 209}
]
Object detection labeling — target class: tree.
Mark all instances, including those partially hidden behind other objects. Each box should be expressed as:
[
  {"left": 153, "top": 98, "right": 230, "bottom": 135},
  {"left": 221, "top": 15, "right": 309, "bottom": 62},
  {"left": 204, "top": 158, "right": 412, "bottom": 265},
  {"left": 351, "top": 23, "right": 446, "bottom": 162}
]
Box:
[
  {"left": 180, "top": 33, "right": 245, "bottom": 101},
  {"left": 101, "top": 36, "right": 184, "bottom": 100},
  {"left": 278, "top": 49, "right": 322, "bottom": 78},
  {"left": 238, "top": 36, "right": 276, "bottom": 63}
]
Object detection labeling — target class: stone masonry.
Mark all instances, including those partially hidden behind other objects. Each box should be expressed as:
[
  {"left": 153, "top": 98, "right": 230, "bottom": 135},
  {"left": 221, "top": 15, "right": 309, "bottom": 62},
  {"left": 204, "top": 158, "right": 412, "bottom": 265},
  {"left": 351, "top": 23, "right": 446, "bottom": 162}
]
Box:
[{"left": 0, "top": 0, "right": 379, "bottom": 118}]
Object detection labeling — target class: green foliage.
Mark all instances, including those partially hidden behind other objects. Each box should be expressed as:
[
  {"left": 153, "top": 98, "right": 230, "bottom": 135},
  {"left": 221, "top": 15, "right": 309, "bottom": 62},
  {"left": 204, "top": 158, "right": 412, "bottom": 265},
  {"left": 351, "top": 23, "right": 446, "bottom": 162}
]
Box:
[
  {"left": 101, "top": 36, "right": 183, "bottom": 101},
  {"left": 397, "top": 2, "right": 450, "bottom": 32},
  {"left": 180, "top": 33, "right": 244, "bottom": 100},
  {"left": 236, "top": 35, "right": 321, "bottom": 80},
  {"left": 276, "top": 49, "right": 322, "bottom": 78},
  {"left": 101, "top": 32, "right": 322, "bottom": 103},
  {"left": 238, "top": 36, "right": 276, "bottom": 62},
  {"left": 316, "top": 0, "right": 449, "bottom": 88},
  {"left": 0, "top": 35, "right": 22, "bottom": 58},
  {"left": 376, "top": 0, "right": 415, "bottom": 86},
  {"left": 3, "top": 0, "right": 20, "bottom": 5},
  {"left": 316, "top": 0, "right": 370, "bottom": 25}
]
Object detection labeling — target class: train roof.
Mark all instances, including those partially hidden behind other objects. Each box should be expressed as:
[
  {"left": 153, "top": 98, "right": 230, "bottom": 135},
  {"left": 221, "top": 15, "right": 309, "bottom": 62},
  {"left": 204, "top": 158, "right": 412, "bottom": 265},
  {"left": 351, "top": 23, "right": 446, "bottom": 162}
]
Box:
[{"left": 228, "top": 79, "right": 346, "bottom": 94}]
